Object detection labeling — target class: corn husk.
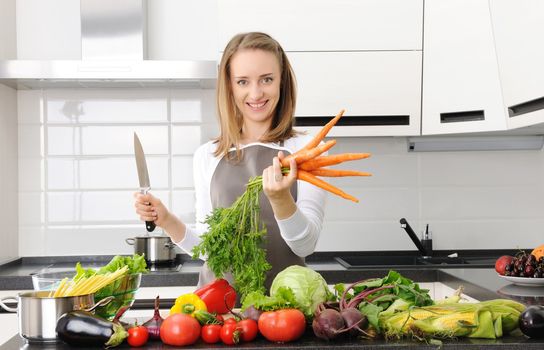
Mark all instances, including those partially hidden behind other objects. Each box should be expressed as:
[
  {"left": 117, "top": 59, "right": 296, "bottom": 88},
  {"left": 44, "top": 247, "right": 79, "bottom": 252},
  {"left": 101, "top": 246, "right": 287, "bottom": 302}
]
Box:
[{"left": 379, "top": 299, "right": 524, "bottom": 340}]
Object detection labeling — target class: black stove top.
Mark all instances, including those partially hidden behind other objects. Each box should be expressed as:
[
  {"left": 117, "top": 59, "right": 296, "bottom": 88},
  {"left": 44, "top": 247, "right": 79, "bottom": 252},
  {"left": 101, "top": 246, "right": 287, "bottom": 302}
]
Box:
[{"left": 146, "top": 261, "right": 183, "bottom": 272}]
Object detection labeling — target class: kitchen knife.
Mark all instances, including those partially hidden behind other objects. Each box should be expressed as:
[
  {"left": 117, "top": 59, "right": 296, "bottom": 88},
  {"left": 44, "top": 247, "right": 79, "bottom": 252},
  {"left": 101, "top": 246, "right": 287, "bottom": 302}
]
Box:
[{"left": 134, "top": 132, "right": 156, "bottom": 232}]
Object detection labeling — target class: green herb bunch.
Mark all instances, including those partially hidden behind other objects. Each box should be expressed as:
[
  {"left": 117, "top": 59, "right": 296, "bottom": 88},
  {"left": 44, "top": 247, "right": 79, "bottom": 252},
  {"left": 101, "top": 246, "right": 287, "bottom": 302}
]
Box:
[{"left": 192, "top": 176, "right": 272, "bottom": 299}]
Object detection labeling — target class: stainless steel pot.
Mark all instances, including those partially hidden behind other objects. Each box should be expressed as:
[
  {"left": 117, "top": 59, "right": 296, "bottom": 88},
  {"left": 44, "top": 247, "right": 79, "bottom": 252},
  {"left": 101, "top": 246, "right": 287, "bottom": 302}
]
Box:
[
  {"left": 0, "top": 291, "right": 112, "bottom": 343},
  {"left": 126, "top": 235, "right": 176, "bottom": 264}
]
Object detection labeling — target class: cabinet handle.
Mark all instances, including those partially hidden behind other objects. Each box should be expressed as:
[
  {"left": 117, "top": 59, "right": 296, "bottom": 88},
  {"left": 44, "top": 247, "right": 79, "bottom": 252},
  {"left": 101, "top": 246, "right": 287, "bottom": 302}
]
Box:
[
  {"left": 440, "top": 110, "right": 485, "bottom": 123},
  {"left": 508, "top": 96, "right": 544, "bottom": 117},
  {"left": 295, "top": 115, "right": 410, "bottom": 126}
]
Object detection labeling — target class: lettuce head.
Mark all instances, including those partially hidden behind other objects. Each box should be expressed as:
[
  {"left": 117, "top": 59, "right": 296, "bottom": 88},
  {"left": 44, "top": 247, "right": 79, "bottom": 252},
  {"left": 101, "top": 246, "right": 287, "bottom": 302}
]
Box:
[{"left": 270, "top": 265, "right": 333, "bottom": 318}]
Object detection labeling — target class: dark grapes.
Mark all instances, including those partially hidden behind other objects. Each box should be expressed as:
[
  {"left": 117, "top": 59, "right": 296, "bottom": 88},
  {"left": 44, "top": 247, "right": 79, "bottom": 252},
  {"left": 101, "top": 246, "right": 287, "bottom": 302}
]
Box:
[{"left": 506, "top": 251, "right": 544, "bottom": 278}]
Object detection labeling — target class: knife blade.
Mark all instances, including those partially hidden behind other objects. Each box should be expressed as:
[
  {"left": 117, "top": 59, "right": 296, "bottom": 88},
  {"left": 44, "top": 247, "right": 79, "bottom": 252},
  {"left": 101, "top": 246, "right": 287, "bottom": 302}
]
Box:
[{"left": 134, "top": 132, "right": 156, "bottom": 232}]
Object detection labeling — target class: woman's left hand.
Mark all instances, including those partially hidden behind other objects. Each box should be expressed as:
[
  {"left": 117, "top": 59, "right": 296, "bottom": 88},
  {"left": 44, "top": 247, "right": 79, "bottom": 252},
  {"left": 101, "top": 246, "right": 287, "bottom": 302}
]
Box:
[{"left": 262, "top": 151, "right": 297, "bottom": 202}]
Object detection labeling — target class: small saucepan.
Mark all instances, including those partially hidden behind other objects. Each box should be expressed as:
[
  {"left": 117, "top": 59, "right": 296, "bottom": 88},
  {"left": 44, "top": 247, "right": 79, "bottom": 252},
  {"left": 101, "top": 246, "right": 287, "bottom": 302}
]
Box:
[
  {"left": 0, "top": 291, "right": 113, "bottom": 343},
  {"left": 126, "top": 235, "right": 177, "bottom": 264}
]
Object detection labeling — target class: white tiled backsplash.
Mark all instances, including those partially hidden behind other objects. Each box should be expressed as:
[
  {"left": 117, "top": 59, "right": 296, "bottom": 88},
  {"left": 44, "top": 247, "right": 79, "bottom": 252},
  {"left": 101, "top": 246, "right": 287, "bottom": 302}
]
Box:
[{"left": 15, "top": 88, "right": 544, "bottom": 257}]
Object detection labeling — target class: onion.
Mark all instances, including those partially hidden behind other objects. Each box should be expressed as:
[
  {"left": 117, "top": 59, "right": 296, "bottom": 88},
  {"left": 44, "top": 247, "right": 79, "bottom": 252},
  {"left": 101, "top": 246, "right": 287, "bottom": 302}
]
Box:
[
  {"left": 142, "top": 296, "right": 164, "bottom": 339},
  {"left": 242, "top": 305, "right": 263, "bottom": 322}
]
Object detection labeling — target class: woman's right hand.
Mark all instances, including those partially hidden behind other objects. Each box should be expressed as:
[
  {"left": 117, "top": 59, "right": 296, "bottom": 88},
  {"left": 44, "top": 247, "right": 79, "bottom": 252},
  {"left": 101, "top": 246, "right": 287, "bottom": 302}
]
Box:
[{"left": 133, "top": 192, "right": 170, "bottom": 229}]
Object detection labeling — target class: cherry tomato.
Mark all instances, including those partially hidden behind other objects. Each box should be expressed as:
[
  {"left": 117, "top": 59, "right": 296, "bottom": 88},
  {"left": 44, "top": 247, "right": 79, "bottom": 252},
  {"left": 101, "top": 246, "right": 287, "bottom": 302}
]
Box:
[
  {"left": 160, "top": 313, "right": 201, "bottom": 346},
  {"left": 237, "top": 319, "right": 258, "bottom": 342},
  {"left": 223, "top": 317, "right": 238, "bottom": 325},
  {"left": 201, "top": 324, "right": 222, "bottom": 344},
  {"left": 258, "top": 309, "right": 306, "bottom": 342},
  {"left": 127, "top": 325, "right": 149, "bottom": 347},
  {"left": 220, "top": 323, "right": 240, "bottom": 345},
  {"left": 215, "top": 314, "right": 225, "bottom": 324}
]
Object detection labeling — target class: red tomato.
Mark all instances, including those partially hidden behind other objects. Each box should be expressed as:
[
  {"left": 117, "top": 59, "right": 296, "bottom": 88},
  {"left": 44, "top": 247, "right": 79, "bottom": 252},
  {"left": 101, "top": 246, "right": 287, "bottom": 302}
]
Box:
[
  {"left": 201, "top": 324, "right": 222, "bottom": 344},
  {"left": 127, "top": 325, "right": 149, "bottom": 347},
  {"left": 160, "top": 313, "right": 201, "bottom": 346},
  {"left": 215, "top": 314, "right": 225, "bottom": 324},
  {"left": 258, "top": 309, "right": 306, "bottom": 342},
  {"left": 220, "top": 323, "right": 240, "bottom": 345},
  {"left": 237, "top": 319, "right": 258, "bottom": 342},
  {"left": 223, "top": 317, "right": 237, "bottom": 325}
]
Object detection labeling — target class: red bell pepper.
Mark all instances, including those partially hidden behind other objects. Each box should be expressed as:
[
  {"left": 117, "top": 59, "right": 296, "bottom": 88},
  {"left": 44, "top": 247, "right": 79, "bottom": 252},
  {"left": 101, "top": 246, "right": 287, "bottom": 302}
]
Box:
[{"left": 194, "top": 279, "right": 236, "bottom": 314}]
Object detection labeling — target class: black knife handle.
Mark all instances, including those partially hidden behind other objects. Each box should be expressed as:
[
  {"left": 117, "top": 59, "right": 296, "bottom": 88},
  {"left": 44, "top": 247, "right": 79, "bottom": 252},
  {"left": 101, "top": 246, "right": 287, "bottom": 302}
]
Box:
[{"left": 146, "top": 220, "right": 156, "bottom": 232}]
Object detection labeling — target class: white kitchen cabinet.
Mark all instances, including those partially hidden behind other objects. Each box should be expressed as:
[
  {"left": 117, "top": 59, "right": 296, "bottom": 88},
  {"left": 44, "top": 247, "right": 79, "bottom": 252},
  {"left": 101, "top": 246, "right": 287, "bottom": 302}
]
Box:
[
  {"left": 218, "top": 0, "right": 423, "bottom": 52},
  {"left": 290, "top": 51, "right": 422, "bottom": 136},
  {"left": 490, "top": 0, "right": 544, "bottom": 129},
  {"left": 422, "top": 0, "right": 507, "bottom": 135}
]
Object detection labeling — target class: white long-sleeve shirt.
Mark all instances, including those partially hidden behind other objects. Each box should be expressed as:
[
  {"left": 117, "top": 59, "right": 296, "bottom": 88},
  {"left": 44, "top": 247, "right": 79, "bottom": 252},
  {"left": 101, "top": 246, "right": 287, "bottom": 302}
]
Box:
[{"left": 175, "top": 133, "right": 327, "bottom": 258}]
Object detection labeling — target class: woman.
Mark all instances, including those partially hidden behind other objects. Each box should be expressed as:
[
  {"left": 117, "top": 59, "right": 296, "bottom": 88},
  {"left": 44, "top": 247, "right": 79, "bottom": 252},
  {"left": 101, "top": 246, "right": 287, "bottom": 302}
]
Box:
[{"left": 134, "top": 32, "right": 326, "bottom": 289}]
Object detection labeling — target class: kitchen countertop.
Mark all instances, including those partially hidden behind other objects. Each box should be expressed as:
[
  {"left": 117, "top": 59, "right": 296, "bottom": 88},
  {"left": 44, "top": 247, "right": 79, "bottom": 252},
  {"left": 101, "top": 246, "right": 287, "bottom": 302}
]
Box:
[
  {"left": 2, "top": 330, "right": 544, "bottom": 350},
  {"left": 1, "top": 252, "right": 543, "bottom": 349}
]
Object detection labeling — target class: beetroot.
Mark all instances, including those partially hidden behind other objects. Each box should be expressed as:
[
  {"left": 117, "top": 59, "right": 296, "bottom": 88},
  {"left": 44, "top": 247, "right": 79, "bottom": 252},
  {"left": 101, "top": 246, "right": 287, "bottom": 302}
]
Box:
[
  {"left": 340, "top": 308, "right": 368, "bottom": 336},
  {"left": 312, "top": 308, "right": 345, "bottom": 340},
  {"left": 312, "top": 302, "right": 369, "bottom": 340}
]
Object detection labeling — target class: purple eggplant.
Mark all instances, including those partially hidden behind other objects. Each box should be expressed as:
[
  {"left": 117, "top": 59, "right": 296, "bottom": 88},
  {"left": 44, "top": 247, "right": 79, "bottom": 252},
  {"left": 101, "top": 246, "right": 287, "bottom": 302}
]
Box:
[{"left": 519, "top": 305, "right": 544, "bottom": 339}]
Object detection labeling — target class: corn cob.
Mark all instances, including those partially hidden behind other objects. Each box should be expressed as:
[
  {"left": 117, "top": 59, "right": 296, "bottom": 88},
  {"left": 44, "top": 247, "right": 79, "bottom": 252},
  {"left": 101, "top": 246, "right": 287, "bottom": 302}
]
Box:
[{"left": 378, "top": 299, "right": 523, "bottom": 340}]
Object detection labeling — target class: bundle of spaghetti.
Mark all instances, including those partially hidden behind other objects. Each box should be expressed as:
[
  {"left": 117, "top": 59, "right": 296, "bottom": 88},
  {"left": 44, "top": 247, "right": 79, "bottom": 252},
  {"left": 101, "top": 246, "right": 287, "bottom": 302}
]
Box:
[{"left": 50, "top": 266, "right": 129, "bottom": 297}]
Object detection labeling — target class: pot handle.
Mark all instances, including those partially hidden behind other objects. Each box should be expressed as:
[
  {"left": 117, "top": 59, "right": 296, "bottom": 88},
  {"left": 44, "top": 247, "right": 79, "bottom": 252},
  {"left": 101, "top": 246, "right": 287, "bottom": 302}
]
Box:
[
  {"left": 0, "top": 296, "right": 17, "bottom": 313},
  {"left": 83, "top": 295, "right": 115, "bottom": 313},
  {"left": 126, "top": 238, "right": 135, "bottom": 245},
  {"left": 165, "top": 241, "right": 176, "bottom": 249}
]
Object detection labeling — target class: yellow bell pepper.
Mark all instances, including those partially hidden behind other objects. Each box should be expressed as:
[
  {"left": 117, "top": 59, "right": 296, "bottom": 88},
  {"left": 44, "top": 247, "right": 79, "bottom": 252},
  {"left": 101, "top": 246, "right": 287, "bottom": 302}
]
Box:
[{"left": 170, "top": 293, "right": 207, "bottom": 317}]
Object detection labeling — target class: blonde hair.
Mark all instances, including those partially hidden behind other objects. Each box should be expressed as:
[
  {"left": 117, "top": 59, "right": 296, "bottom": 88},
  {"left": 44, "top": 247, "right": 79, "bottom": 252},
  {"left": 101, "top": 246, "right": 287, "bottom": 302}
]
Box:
[{"left": 214, "top": 32, "right": 298, "bottom": 160}]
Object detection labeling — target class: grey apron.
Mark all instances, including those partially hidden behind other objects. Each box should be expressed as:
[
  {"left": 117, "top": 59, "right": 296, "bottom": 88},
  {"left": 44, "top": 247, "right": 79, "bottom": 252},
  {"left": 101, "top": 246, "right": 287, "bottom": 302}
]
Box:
[{"left": 197, "top": 144, "right": 304, "bottom": 292}]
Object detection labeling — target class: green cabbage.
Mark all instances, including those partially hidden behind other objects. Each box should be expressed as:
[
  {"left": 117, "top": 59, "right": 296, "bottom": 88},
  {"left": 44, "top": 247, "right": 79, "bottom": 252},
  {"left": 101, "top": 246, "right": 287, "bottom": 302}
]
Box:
[{"left": 270, "top": 265, "right": 333, "bottom": 318}]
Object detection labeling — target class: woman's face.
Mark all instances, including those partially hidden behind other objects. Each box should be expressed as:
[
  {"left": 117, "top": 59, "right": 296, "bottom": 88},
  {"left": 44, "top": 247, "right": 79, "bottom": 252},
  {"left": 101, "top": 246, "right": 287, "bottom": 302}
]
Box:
[{"left": 229, "top": 49, "right": 281, "bottom": 130}]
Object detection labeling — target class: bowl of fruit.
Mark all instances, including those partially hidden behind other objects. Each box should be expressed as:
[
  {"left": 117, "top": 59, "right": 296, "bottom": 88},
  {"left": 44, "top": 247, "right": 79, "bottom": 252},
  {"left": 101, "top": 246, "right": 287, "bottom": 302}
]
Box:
[{"left": 495, "top": 245, "right": 544, "bottom": 286}]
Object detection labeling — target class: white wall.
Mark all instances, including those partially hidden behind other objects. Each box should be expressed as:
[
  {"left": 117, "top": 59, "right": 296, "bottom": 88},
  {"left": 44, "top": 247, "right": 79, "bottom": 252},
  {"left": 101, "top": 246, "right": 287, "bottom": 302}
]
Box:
[
  {"left": 15, "top": 0, "right": 219, "bottom": 61},
  {"left": 15, "top": 88, "right": 544, "bottom": 256},
  {"left": 0, "top": 0, "right": 16, "bottom": 59},
  {"left": 0, "top": 84, "right": 18, "bottom": 263},
  {"left": 315, "top": 137, "right": 544, "bottom": 251},
  {"left": 16, "top": 0, "right": 81, "bottom": 59}
]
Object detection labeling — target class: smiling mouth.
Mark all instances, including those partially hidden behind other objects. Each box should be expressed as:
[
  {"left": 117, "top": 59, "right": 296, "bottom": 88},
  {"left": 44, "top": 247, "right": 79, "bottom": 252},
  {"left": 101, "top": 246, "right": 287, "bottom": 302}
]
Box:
[{"left": 247, "top": 100, "right": 268, "bottom": 110}]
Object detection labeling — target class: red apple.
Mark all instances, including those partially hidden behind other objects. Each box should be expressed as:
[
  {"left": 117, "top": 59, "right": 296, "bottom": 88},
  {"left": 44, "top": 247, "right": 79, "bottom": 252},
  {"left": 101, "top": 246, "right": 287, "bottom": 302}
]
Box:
[{"left": 495, "top": 255, "right": 514, "bottom": 275}]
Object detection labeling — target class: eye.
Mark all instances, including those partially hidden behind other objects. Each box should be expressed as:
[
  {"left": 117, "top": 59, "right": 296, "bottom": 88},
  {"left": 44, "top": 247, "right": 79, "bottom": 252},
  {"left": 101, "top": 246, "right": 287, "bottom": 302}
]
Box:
[
  {"left": 236, "top": 79, "right": 248, "bottom": 86},
  {"left": 261, "top": 77, "right": 273, "bottom": 84}
]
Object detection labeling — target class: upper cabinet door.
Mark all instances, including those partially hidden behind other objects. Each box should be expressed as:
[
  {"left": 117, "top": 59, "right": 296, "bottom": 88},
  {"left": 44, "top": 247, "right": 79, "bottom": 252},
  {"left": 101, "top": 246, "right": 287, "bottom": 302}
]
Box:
[
  {"left": 218, "top": 0, "right": 423, "bottom": 51},
  {"left": 422, "top": 0, "right": 507, "bottom": 135},
  {"left": 290, "top": 51, "right": 422, "bottom": 136},
  {"left": 490, "top": 0, "right": 544, "bottom": 129}
]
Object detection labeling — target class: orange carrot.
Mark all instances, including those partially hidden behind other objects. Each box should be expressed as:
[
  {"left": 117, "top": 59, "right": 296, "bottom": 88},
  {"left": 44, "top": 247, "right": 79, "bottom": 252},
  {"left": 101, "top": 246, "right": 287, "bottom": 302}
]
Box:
[
  {"left": 299, "top": 153, "right": 371, "bottom": 171},
  {"left": 281, "top": 139, "right": 336, "bottom": 167},
  {"left": 297, "top": 170, "right": 359, "bottom": 203},
  {"left": 310, "top": 168, "right": 372, "bottom": 177},
  {"left": 301, "top": 109, "right": 345, "bottom": 151}
]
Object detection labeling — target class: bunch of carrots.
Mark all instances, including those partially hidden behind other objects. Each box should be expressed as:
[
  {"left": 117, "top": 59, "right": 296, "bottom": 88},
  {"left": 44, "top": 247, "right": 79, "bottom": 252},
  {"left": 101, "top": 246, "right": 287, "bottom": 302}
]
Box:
[
  {"left": 279, "top": 108, "right": 371, "bottom": 202},
  {"left": 192, "top": 109, "right": 371, "bottom": 300}
]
